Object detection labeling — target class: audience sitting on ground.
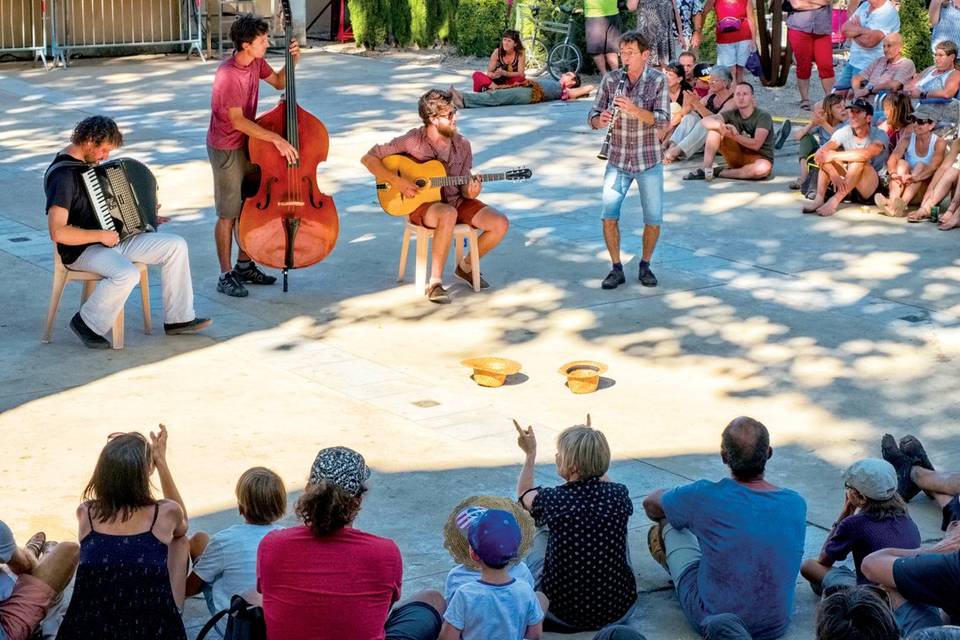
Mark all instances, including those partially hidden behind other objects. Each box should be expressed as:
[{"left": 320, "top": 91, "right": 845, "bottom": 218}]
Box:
[
  {"left": 903, "top": 41, "right": 960, "bottom": 124},
  {"left": 185, "top": 467, "right": 286, "bottom": 625},
  {"left": 881, "top": 434, "right": 960, "bottom": 531},
  {"left": 790, "top": 93, "right": 849, "bottom": 192},
  {"left": 0, "top": 523, "right": 78, "bottom": 640},
  {"left": 473, "top": 30, "right": 526, "bottom": 93},
  {"left": 449, "top": 73, "right": 594, "bottom": 110},
  {"left": 664, "top": 65, "right": 736, "bottom": 164},
  {"left": 514, "top": 417, "right": 637, "bottom": 632},
  {"left": 257, "top": 446, "right": 445, "bottom": 640},
  {"left": 56, "top": 425, "right": 190, "bottom": 640},
  {"left": 692, "top": 62, "right": 713, "bottom": 97},
  {"left": 679, "top": 51, "right": 699, "bottom": 89},
  {"left": 685, "top": 81, "right": 775, "bottom": 181},
  {"left": 642, "top": 416, "right": 807, "bottom": 640},
  {"left": 439, "top": 508, "right": 545, "bottom": 640},
  {"left": 662, "top": 63, "right": 694, "bottom": 144},
  {"left": 800, "top": 458, "right": 921, "bottom": 597},
  {"left": 804, "top": 98, "right": 888, "bottom": 216},
  {"left": 815, "top": 585, "right": 900, "bottom": 640},
  {"left": 879, "top": 92, "right": 914, "bottom": 153},
  {"left": 850, "top": 33, "right": 916, "bottom": 108},
  {"left": 875, "top": 104, "right": 947, "bottom": 217}
]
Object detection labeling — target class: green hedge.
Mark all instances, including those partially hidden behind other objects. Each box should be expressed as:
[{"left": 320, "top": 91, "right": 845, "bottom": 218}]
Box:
[
  {"left": 351, "top": 0, "right": 457, "bottom": 48},
  {"left": 900, "top": 0, "right": 932, "bottom": 70},
  {"left": 454, "top": 0, "right": 507, "bottom": 56},
  {"left": 348, "top": 0, "right": 390, "bottom": 48}
]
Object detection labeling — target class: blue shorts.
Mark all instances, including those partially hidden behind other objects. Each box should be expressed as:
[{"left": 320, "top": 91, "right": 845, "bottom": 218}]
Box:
[
  {"left": 601, "top": 162, "right": 663, "bottom": 225},
  {"left": 834, "top": 62, "right": 862, "bottom": 91},
  {"left": 384, "top": 601, "right": 443, "bottom": 640}
]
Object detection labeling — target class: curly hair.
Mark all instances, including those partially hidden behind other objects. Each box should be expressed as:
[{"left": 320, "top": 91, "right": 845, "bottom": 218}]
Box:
[
  {"left": 230, "top": 14, "right": 269, "bottom": 52},
  {"left": 417, "top": 89, "right": 454, "bottom": 126},
  {"left": 295, "top": 480, "right": 364, "bottom": 537},
  {"left": 70, "top": 116, "right": 123, "bottom": 148}
]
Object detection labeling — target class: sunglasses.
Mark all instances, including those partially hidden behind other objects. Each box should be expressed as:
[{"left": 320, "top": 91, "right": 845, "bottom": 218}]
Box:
[{"left": 912, "top": 118, "right": 934, "bottom": 125}]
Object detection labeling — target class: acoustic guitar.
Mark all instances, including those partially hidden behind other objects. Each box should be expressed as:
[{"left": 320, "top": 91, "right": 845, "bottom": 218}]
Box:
[{"left": 375, "top": 154, "right": 532, "bottom": 216}]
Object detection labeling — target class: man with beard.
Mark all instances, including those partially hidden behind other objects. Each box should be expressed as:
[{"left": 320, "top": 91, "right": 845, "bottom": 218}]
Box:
[
  {"left": 44, "top": 116, "right": 211, "bottom": 348},
  {"left": 362, "top": 89, "right": 510, "bottom": 304}
]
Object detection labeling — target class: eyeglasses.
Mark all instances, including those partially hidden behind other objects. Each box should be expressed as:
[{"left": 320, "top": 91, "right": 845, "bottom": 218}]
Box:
[
  {"left": 434, "top": 108, "right": 458, "bottom": 121},
  {"left": 913, "top": 118, "right": 934, "bottom": 125}
]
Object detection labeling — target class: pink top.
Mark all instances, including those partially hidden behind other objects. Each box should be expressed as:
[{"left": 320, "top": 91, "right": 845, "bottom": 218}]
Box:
[
  {"left": 206, "top": 56, "right": 274, "bottom": 150},
  {"left": 257, "top": 525, "right": 402, "bottom": 640},
  {"left": 715, "top": 0, "right": 753, "bottom": 44}
]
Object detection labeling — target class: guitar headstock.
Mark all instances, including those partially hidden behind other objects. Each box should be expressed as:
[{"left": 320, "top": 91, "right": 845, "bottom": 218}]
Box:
[{"left": 505, "top": 167, "right": 533, "bottom": 181}]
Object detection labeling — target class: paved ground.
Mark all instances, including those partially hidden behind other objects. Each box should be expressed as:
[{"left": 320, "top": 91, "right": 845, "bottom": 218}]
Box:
[{"left": 1, "top": 49, "right": 958, "bottom": 639}]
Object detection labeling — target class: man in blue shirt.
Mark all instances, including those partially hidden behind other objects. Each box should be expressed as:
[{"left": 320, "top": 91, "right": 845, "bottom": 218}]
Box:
[{"left": 642, "top": 417, "right": 807, "bottom": 640}]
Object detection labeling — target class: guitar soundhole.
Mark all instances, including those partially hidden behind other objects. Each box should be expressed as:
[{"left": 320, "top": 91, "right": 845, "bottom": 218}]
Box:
[{"left": 415, "top": 179, "right": 428, "bottom": 188}]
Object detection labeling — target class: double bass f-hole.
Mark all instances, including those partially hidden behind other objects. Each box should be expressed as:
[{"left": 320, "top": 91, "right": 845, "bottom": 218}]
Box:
[
  {"left": 302, "top": 176, "right": 324, "bottom": 209},
  {"left": 256, "top": 177, "right": 276, "bottom": 210}
]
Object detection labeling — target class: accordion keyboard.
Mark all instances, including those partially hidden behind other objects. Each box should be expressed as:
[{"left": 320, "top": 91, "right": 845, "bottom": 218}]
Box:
[{"left": 81, "top": 167, "right": 116, "bottom": 233}]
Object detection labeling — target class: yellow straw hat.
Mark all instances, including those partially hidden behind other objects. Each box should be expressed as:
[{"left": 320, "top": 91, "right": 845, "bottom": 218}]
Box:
[
  {"left": 558, "top": 360, "right": 608, "bottom": 394},
  {"left": 442, "top": 495, "right": 535, "bottom": 569},
  {"left": 461, "top": 357, "right": 522, "bottom": 388}
]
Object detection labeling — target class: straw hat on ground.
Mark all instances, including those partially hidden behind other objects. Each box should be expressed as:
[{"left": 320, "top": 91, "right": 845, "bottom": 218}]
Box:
[{"left": 442, "top": 495, "right": 535, "bottom": 570}]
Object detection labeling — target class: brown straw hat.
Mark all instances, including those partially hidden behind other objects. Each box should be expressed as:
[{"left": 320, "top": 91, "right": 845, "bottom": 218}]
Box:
[{"left": 442, "top": 495, "right": 535, "bottom": 569}]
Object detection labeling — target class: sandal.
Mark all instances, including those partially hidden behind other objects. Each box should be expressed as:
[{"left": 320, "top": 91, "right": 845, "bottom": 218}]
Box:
[
  {"left": 683, "top": 168, "right": 706, "bottom": 180},
  {"left": 907, "top": 210, "right": 930, "bottom": 223},
  {"left": 25, "top": 531, "right": 45, "bottom": 558},
  {"left": 800, "top": 100, "right": 811, "bottom": 111}
]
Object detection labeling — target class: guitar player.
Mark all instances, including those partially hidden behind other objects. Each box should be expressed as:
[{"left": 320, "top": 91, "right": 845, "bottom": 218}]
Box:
[{"left": 361, "top": 89, "right": 510, "bottom": 304}]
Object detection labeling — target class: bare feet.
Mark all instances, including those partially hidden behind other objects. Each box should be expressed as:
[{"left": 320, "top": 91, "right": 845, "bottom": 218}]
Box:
[
  {"left": 874, "top": 193, "right": 892, "bottom": 216},
  {"left": 802, "top": 199, "right": 823, "bottom": 214},
  {"left": 816, "top": 196, "right": 841, "bottom": 216},
  {"left": 448, "top": 85, "right": 464, "bottom": 109},
  {"left": 907, "top": 206, "right": 931, "bottom": 222},
  {"left": 663, "top": 147, "right": 684, "bottom": 164},
  {"left": 939, "top": 209, "right": 960, "bottom": 229}
]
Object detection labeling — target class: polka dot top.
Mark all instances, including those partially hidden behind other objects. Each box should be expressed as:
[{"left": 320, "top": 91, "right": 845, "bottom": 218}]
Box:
[{"left": 529, "top": 477, "right": 637, "bottom": 630}]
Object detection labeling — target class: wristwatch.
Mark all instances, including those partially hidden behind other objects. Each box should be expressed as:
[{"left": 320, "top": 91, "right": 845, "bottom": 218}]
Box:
[{"left": 921, "top": 90, "right": 929, "bottom": 100}]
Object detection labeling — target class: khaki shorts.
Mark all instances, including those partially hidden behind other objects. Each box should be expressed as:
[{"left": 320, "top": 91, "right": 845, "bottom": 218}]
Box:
[
  {"left": 719, "top": 138, "right": 767, "bottom": 169},
  {"left": 0, "top": 574, "right": 55, "bottom": 640},
  {"left": 207, "top": 145, "right": 260, "bottom": 220}
]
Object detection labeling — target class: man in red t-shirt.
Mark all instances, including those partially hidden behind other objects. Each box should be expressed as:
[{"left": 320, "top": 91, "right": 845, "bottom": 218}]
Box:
[
  {"left": 257, "top": 446, "right": 445, "bottom": 640},
  {"left": 206, "top": 14, "right": 299, "bottom": 298}
]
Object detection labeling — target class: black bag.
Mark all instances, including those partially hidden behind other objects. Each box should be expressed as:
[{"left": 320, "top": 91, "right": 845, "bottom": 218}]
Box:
[
  {"left": 801, "top": 160, "right": 819, "bottom": 200},
  {"left": 196, "top": 594, "right": 266, "bottom": 640}
]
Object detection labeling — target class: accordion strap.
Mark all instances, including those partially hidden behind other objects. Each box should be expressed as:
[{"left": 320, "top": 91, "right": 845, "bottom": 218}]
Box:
[{"left": 43, "top": 158, "right": 90, "bottom": 192}]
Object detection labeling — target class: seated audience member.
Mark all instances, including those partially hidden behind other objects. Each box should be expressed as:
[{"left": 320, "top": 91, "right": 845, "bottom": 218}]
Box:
[
  {"left": 910, "top": 153, "right": 960, "bottom": 224},
  {"left": 514, "top": 418, "right": 637, "bottom": 632},
  {"left": 450, "top": 73, "right": 594, "bottom": 109},
  {"left": 692, "top": 62, "right": 713, "bottom": 97},
  {"left": 875, "top": 104, "right": 947, "bottom": 217},
  {"left": 662, "top": 63, "right": 694, "bottom": 144},
  {"left": 909, "top": 628, "right": 960, "bottom": 640},
  {"left": 790, "top": 93, "right": 849, "bottom": 190},
  {"left": 56, "top": 425, "right": 190, "bottom": 640},
  {"left": 439, "top": 508, "right": 545, "bottom": 640},
  {"left": 664, "top": 66, "right": 736, "bottom": 163},
  {"left": 881, "top": 434, "right": 960, "bottom": 531},
  {"left": 685, "top": 82, "right": 774, "bottom": 181},
  {"left": 804, "top": 98, "right": 889, "bottom": 216},
  {"left": 442, "top": 496, "right": 536, "bottom": 602},
  {"left": 815, "top": 586, "right": 900, "bottom": 640},
  {"left": 186, "top": 467, "right": 286, "bottom": 622},
  {"left": 879, "top": 92, "right": 915, "bottom": 152},
  {"left": 904, "top": 41, "right": 960, "bottom": 123},
  {"left": 680, "top": 50, "right": 699, "bottom": 88},
  {"left": 257, "top": 446, "right": 445, "bottom": 640},
  {"left": 800, "top": 459, "right": 922, "bottom": 596},
  {"left": 834, "top": 0, "right": 900, "bottom": 94},
  {"left": 642, "top": 417, "right": 807, "bottom": 640},
  {"left": 473, "top": 30, "right": 526, "bottom": 93},
  {"left": 0, "top": 524, "right": 78, "bottom": 640},
  {"left": 850, "top": 33, "right": 916, "bottom": 105}
]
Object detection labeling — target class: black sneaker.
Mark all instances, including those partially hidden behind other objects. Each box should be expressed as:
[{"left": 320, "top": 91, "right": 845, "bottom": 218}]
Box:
[
  {"left": 900, "top": 435, "right": 935, "bottom": 472},
  {"left": 455, "top": 264, "right": 490, "bottom": 289},
  {"left": 164, "top": 317, "right": 213, "bottom": 335},
  {"left": 881, "top": 434, "right": 921, "bottom": 502},
  {"left": 235, "top": 262, "right": 277, "bottom": 285},
  {"left": 601, "top": 268, "right": 626, "bottom": 290},
  {"left": 774, "top": 119, "right": 792, "bottom": 150},
  {"left": 425, "top": 282, "right": 451, "bottom": 304},
  {"left": 69, "top": 312, "right": 110, "bottom": 349},
  {"left": 638, "top": 264, "right": 658, "bottom": 287},
  {"left": 217, "top": 271, "right": 249, "bottom": 298}
]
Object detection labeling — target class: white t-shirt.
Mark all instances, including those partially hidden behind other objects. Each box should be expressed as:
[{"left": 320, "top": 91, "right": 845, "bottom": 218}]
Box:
[
  {"left": 444, "top": 562, "right": 535, "bottom": 602},
  {"left": 193, "top": 522, "right": 282, "bottom": 612},
  {"left": 848, "top": 0, "right": 900, "bottom": 70},
  {"left": 444, "top": 578, "right": 544, "bottom": 640}
]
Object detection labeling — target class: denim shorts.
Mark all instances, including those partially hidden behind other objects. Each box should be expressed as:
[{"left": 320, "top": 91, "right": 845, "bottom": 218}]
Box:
[
  {"left": 601, "top": 163, "right": 663, "bottom": 225},
  {"left": 833, "top": 62, "right": 862, "bottom": 91}
]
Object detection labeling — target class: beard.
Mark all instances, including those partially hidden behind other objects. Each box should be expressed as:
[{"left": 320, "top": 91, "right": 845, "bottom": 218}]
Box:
[{"left": 437, "top": 123, "right": 456, "bottom": 138}]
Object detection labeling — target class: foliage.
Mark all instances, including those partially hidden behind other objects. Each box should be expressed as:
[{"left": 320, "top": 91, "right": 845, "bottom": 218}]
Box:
[
  {"left": 900, "top": 0, "right": 933, "bottom": 70},
  {"left": 700, "top": 11, "right": 717, "bottom": 64},
  {"left": 455, "top": 0, "right": 509, "bottom": 56},
  {"left": 347, "top": 0, "right": 390, "bottom": 48},
  {"left": 389, "top": 0, "right": 413, "bottom": 46}
]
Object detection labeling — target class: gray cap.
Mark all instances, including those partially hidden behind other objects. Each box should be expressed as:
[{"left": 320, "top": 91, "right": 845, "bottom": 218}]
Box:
[
  {"left": 308, "top": 446, "right": 370, "bottom": 496},
  {"left": 843, "top": 458, "right": 897, "bottom": 501}
]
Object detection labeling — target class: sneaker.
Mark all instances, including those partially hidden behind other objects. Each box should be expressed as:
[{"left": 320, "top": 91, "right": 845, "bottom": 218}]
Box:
[
  {"left": 24, "top": 532, "right": 45, "bottom": 559},
  {"left": 235, "top": 262, "right": 277, "bottom": 285},
  {"left": 164, "top": 317, "right": 213, "bottom": 335},
  {"left": 899, "top": 435, "right": 934, "bottom": 471},
  {"left": 881, "top": 433, "right": 921, "bottom": 502},
  {"left": 638, "top": 264, "right": 659, "bottom": 287},
  {"left": 455, "top": 263, "right": 490, "bottom": 289},
  {"left": 425, "top": 282, "right": 451, "bottom": 304},
  {"left": 601, "top": 268, "right": 626, "bottom": 290},
  {"left": 69, "top": 313, "right": 110, "bottom": 349},
  {"left": 774, "top": 119, "right": 792, "bottom": 150},
  {"left": 647, "top": 522, "right": 668, "bottom": 570},
  {"left": 217, "top": 271, "right": 249, "bottom": 298}
]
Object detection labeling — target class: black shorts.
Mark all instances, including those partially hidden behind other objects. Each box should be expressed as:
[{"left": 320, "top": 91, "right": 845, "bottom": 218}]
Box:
[
  {"left": 893, "top": 550, "right": 960, "bottom": 622},
  {"left": 586, "top": 15, "right": 621, "bottom": 55},
  {"left": 384, "top": 601, "right": 443, "bottom": 640},
  {"left": 943, "top": 495, "right": 960, "bottom": 532}
]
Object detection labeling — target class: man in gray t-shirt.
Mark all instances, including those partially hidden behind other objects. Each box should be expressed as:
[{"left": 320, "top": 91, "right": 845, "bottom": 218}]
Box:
[
  {"left": 805, "top": 97, "right": 889, "bottom": 216},
  {"left": 451, "top": 72, "right": 594, "bottom": 109}
]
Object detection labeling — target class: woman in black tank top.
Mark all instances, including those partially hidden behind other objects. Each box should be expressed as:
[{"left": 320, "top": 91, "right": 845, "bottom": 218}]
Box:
[{"left": 472, "top": 29, "right": 527, "bottom": 92}]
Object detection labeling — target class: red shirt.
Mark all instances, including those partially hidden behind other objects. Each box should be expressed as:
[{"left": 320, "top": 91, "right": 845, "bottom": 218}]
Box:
[
  {"left": 206, "top": 56, "right": 274, "bottom": 150},
  {"left": 715, "top": 0, "right": 753, "bottom": 44}
]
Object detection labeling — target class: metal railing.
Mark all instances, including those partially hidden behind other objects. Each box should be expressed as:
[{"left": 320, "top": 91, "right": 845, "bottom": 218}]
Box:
[
  {"left": 0, "top": 0, "right": 50, "bottom": 68},
  {"left": 50, "top": 0, "right": 205, "bottom": 66}
]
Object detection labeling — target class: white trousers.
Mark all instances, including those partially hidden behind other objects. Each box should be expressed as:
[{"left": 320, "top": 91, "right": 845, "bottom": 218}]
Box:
[
  {"left": 69, "top": 232, "right": 195, "bottom": 336},
  {"left": 672, "top": 113, "right": 709, "bottom": 158}
]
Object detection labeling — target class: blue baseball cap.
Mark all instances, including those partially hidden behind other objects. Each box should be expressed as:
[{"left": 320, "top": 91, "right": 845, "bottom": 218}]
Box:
[{"left": 459, "top": 508, "right": 521, "bottom": 567}]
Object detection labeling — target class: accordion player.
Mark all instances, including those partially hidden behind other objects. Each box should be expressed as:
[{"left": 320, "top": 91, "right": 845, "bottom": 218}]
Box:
[{"left": 80, "top": 158, "right": 160, "bottom": 240}]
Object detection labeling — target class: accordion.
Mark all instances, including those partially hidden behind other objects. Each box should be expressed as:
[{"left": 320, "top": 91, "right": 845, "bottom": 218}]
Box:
[{"left": 80, "top": 158, "right": 159, "bottom": 240}]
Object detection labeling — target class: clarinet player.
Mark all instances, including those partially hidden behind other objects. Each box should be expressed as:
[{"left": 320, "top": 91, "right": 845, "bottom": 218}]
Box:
[{"left": 589, "top": 31, "right": 670, "bottom": 290}]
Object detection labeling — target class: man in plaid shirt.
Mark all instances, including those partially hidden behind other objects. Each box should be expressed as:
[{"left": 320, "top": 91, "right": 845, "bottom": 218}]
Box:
[{"left": 589, "top": 31, "right": 670, "bottom": 290}]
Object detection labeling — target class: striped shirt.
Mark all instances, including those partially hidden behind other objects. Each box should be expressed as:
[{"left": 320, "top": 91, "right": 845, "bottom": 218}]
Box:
[
  {"left": 367, "top": 127, "right": 473, "bottom": 208},
  {"left": 589, "top": 67, "right": 670, "bottom": 173},
  {"left": 933, "top": 1, "right": 960, "bottom": 52}
]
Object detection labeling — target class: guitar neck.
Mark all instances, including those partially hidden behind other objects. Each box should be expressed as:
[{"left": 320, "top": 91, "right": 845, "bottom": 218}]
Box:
[{"left": 430, "top": 172, "right": 508, "bottom": 187}]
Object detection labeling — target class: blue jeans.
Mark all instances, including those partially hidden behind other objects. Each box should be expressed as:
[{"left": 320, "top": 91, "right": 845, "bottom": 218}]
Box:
[
  {"left": 834, "top": 62, "right": 862, "bottom": 91},
  {"left": 601, "top": 162, "right": 663, "bottom": 225}
]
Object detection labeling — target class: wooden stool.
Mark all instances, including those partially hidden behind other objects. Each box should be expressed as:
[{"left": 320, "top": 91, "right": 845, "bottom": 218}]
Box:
[
  {"left": 41, "top": 250, "right": 151, "bottom": 350},
  {"left": 397, "top": 221, "right": 481, "bottom": 293}
]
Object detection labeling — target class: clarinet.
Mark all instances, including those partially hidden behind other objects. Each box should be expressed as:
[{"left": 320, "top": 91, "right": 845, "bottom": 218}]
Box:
[{"left": 597, "top": 65, "right": 628, "bottom": 161}]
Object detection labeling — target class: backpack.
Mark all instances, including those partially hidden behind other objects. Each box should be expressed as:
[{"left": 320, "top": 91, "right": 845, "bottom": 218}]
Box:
[{"left": 196, "top": 594, "right": 266, "bottom": 640}]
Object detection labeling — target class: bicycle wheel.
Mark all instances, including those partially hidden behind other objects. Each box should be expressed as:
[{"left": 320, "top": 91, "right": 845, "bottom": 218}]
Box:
[
  {"left": 547, "top": 43, "right": 581, "bottom": 79},
  {"left": 525, "top": 38, "right": 549, "bottom": 76}
]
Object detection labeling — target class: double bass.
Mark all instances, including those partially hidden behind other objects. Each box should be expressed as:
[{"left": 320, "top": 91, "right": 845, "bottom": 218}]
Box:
[{"left": 237, "top": 0, "right": 338, "bottom": 292}]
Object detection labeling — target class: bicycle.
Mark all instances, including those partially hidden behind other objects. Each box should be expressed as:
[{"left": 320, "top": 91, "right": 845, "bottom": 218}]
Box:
[{"left": 515, "top": 3, "right": 583, "bottom": 80}]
